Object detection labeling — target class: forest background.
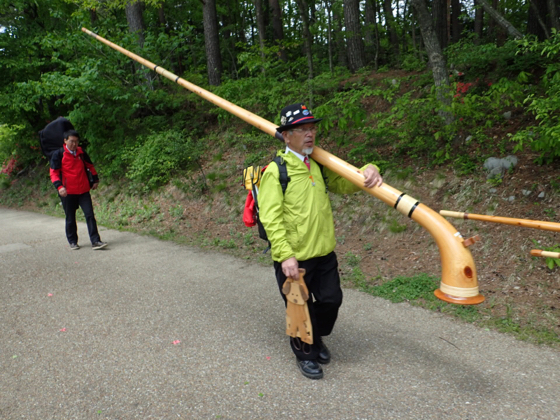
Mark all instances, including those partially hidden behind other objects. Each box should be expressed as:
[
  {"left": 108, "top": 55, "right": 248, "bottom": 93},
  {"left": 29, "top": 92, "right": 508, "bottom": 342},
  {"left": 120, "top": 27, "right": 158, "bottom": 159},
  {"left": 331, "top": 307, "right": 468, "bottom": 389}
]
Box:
[{"left": 0, "top": 0, "right": 559, "bottom": 348}]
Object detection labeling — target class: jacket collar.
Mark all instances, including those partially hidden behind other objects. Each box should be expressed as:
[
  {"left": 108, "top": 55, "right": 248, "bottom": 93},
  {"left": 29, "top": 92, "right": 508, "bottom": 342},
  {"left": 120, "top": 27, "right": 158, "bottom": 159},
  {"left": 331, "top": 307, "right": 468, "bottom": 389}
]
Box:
[
  {"left": 64, "top": 144, "right": 82, "bottom": 156},
  {"left": 284, "top": 147, "right": 307, "bottom": 163}
]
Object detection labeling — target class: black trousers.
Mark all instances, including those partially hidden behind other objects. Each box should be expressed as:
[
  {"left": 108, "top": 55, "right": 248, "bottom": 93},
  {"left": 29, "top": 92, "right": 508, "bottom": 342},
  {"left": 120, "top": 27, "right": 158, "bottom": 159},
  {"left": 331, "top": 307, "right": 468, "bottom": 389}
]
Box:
[
  {"left": 274, "top": 251, "right": 343, "bottom": 360},
  {"left": 60, "top": 192, "right": 101, "bottom": 245}
]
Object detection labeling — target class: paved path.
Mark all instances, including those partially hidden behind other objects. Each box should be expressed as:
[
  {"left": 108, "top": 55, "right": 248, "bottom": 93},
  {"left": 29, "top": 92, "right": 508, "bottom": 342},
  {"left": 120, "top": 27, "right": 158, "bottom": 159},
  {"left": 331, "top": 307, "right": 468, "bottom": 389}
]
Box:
[{"left": 0, "top": 208, "right": 558, "bottom": 419}]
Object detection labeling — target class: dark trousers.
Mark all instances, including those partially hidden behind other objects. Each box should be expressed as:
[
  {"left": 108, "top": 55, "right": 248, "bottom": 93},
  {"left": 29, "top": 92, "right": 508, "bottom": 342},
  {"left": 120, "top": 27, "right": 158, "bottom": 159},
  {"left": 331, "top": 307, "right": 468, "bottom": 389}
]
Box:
[
  {"left": 60, "top": 192, "right": 101, "bottom": 245},
  {"left": 274, "top": 251, "right": 343, "bottom": 360}
]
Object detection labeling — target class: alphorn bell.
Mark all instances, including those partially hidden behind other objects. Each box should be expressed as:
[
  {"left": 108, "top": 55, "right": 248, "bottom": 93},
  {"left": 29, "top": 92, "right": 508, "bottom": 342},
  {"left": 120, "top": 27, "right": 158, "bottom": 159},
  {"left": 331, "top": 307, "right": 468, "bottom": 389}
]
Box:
[
  {"left": 440, "top": 210, "right": 560, "bottom": 233},
  {"left": 82, "top": 28, "right": 484, "bottom": 305}
]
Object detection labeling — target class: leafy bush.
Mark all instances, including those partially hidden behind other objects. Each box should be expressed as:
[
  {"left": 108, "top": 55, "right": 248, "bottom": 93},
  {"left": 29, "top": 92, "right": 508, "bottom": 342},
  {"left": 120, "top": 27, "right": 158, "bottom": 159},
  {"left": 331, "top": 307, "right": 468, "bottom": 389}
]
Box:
[
  {"left": 125, "top": 129, "right": 204, "bottom": 190},
  {"left": 400, "top": 54, "right": 426, "bottom": 72},
  {"left": 445, "top": 37, "right": 544, "bottom": 79},
  {"left": 0, "top": 124, "right": 35, "bottom": 175},
  {"left": 510, "top": 32, "right": 560, "bottom": 163}
]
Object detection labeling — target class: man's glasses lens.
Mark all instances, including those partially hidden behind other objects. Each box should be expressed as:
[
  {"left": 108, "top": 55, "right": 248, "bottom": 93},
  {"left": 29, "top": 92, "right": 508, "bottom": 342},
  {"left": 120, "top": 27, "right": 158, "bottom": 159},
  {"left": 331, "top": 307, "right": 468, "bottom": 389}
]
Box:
[{"left": 293, "top": 127, "right": 317, "bottom": 134}]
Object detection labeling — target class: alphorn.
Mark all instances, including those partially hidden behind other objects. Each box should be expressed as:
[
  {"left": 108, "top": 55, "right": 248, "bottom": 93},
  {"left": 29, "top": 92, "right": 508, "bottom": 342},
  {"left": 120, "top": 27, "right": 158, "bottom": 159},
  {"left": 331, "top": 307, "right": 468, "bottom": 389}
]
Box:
[
  {"left": 82, "top": 28, "right": 484, "bottom": 305},
  {"left": 530, "top": 250, "right": 560, "bottom": 259},
  {"left": 440, "top": 210, "right": 560, "bottom": 233}
]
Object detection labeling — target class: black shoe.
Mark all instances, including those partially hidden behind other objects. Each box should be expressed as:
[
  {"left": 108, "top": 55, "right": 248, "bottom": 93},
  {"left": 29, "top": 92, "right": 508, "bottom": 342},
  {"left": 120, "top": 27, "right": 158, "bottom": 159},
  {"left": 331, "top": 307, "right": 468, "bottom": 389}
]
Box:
[
  {"left": 317, "top": 340, "right": 331, "bottom": 365},
  {"left": 69, "top": 243, "right": 80, "bottom": 250},
  {"left": 296, "top": 358, "right": 323, "bottom": 379},
  {"left": 92, "top": 241, "right": 108, "bottom": 250}
]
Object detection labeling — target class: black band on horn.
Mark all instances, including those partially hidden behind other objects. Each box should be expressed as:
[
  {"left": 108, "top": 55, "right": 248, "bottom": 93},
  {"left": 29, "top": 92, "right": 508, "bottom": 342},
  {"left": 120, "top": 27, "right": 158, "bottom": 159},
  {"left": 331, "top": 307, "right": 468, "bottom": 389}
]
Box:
[
  {"left": 408, "top": 202, "right": 420, "bottom": 218},
  {"left": 394, "top": 193, "right": 406, "bottom": 209}
]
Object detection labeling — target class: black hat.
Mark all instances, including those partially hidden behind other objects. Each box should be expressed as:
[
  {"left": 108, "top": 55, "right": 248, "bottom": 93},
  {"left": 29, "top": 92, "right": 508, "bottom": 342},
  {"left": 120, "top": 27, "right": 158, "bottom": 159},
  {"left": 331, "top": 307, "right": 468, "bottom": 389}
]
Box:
[{"left": 276, "top": 103, "right": 322, "bottom": 133}]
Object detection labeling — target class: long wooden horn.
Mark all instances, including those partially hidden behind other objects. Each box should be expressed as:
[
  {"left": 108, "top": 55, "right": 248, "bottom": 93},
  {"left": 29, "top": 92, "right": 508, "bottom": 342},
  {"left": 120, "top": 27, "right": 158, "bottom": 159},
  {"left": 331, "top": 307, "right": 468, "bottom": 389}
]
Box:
[
  {"left": 82, "top": 27, "right": 484, "bottom": 305},
  {"left": 530, "top": 250, "right": 560, "bottom": 259},
  {"left": 440, "top": 210, "right": 560, "bottom": 233}
]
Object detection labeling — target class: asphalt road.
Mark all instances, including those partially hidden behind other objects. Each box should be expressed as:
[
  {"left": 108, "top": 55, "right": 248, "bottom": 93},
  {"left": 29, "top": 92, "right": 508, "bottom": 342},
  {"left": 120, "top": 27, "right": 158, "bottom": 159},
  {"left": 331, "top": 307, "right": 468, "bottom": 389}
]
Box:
[{"left": 0, "top": 208, "right": 559, "bottom": 420}]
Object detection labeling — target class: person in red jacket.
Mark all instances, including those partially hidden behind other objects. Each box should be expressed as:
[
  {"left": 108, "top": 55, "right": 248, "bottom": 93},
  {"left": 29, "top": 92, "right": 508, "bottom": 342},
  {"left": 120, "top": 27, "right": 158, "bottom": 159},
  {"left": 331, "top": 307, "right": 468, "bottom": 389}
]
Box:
[{"left": 50, "top": 130, "right": 107, "bottom": 250}]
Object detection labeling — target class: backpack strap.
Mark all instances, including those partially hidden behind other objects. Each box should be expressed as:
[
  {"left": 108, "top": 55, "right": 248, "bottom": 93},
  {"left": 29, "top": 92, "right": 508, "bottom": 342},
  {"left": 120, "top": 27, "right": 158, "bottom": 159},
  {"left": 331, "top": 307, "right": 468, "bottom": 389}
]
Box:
[
  {"left": 271, "top": 155, "right": 327, "bottom": 194},
  {"left": 272, "top": 155, "right": 290, "bottom": 194}
]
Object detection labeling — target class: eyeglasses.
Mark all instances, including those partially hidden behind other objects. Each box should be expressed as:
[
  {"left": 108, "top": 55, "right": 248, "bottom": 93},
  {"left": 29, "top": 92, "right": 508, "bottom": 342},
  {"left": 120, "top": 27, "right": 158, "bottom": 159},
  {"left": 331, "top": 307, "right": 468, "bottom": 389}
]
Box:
[{"left": 290, "top": 127, "right": 318, "bottom": 134}]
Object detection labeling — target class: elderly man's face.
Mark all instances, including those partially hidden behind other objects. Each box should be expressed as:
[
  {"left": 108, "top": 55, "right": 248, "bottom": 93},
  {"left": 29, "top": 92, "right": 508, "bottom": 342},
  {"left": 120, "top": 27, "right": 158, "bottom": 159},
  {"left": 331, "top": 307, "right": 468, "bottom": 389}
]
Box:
[
  {"left": 283, "top": 123, "right": 317, "bottom": 156},
  {"left": 64, "top": 135, "right": 79, "bottom": 152}
]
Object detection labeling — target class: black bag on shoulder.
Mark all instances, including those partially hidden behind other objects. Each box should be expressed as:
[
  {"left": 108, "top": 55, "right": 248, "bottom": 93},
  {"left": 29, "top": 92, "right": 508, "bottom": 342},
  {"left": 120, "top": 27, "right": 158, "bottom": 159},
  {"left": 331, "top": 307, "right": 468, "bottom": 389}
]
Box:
[{"left": 39, "top": 117, "right": 74, "bottom": 159}]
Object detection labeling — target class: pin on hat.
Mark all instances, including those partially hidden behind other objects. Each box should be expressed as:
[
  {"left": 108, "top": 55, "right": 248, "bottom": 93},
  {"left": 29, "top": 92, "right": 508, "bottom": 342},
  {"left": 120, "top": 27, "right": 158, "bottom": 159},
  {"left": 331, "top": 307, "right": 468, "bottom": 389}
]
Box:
[{"left": 277, "top": 103, "right": 322, "bottom": 133}]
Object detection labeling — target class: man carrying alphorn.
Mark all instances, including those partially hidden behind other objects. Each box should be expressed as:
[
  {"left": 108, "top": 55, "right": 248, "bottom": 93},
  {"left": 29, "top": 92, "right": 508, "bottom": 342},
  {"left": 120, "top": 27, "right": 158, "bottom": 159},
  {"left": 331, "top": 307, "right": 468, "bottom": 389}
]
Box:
[{"left": 259, "top": 103, "right": 383, "bottom": 379}]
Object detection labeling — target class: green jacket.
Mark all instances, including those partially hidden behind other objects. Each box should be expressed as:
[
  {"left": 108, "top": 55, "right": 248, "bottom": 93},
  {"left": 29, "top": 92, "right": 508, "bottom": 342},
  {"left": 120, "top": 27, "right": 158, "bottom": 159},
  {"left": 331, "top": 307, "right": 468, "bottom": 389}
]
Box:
[{"left": 258, "top": 150, "right": 376, "bottom": 263}]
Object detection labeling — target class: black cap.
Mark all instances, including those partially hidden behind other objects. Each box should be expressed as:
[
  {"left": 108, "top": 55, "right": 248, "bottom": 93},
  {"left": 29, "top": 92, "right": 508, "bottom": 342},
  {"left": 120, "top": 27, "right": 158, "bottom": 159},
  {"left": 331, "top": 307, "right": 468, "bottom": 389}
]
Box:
[{"left": 276, "top": 103, "right": 322, "bottom": 133}]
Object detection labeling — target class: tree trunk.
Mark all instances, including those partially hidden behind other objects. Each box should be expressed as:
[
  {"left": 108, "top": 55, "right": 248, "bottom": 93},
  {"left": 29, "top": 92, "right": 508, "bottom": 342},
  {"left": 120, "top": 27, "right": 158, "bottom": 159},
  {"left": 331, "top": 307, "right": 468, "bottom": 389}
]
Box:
[
  {"left": 158, "top": 5, "right": 169, "bottom": 34},
  {"left": 254, "top": 0, "right": 267, "bottom": 73},
  {"left": 295, "top": 0, "right": 314, "bottom": 80},
  {"left": 382, "top": 0, "right": 400, "bottom": 62},
  {"left": 373, "top": 0, "right": 380, "bottom": 69},
  {"left": 451, "top": 0, "right": 461, "bottom": 43},
  {"left": 125, "top": 1, "right": 145, "bottom": 48},
  {"left": 478, "top": 0, "right": 523, "bottom": 39},
  {"left": 528, "top": 0, "right": 550, "bottom": 40},
  {"left": 334, "top": 5, "right": 347, "bottom": 68},
  {"left": 364, "top": 0, "right": 377, "bottom": 65},
  {"left": 411, "top": 0, "right": 453, "bottom": 125},
  {"left": 202, "top": 0, "right": 223, "bottom": 86},
  {"left": 269, "top": 0, "right": 287, "bottom": 62},
  {"left": 488, "top": 0, "right": 497, "bottom": 39},
  {"left": 474, "top": 0, "right": 484, "bottom": 44},
  {"left": 89, "top": 9, "right": 98, "bottom": 26},
  {"left": 432, "top": 0, "right": 447, "bottom": 50},
  {"left": 125, "top": 1, "right": 150, "bottom": 87},
  {"left": 344, "top": 0, "right": 366, "bottom": 72},
  {"left": 412, "top": 19, "right": 418, "bottom": 59},
  {"left": 326, "top": 1, "right": 334, "bottom": 73},
  {"left": 547, "top": 0, "right": 560, "bottom": 32}
]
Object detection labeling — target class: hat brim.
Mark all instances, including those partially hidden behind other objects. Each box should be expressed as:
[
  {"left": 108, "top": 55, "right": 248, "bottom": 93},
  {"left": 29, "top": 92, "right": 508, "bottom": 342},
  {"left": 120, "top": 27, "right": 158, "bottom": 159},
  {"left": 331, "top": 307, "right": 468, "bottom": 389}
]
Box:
[{"left": 277, "top": 118, "right": 323, "bottom": 133}]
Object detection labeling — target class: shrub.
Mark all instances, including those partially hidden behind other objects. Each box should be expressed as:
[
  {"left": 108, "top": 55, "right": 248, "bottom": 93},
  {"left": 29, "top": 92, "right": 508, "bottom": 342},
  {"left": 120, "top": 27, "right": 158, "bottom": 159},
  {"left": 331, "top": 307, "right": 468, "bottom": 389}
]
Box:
[
  {"left": 125, "top": 129, "right": 204, "bottom": 190},
  {"left": 510, "top": 34, "right": 560, "bottom": 162}
]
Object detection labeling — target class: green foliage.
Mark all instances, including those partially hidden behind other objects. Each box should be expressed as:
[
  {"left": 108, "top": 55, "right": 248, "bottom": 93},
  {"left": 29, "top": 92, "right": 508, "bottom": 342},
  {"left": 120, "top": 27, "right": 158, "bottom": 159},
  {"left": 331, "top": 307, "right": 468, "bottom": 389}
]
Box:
[
  {"left": 342, "top": 252, "right": 366, "bottom": 285},
  {"left": 345, "top": 252, "right": 361, "bottom": 267},
  {"left": 211, "top": 74, "right": 304, "bottom": 126},
  {"left": 388, "top": 218, "right": 407, "bottom": 233},
  {"left": 361, "top": 89, "right": 445, "bottom": 162},
  {"left": 0, "top": 124, "right": 25, "bottom": 169},
  {"left": 400, "top": 54, "right": 426, "bottom": 72},
  {"left": 445, "top": 37, "right": 543, "bottom": 79},
  {"left": 365, "top": 274, "right": 440, "bottom": 303},
  {"left": 0, "top": 174, "right": 11, "bottom": 190},
  {"left": 169, "top": 204, "right": 185, "bottom": 220},
  {"left": 315, "top": 79, "right": 400, "bottom": 147},
  {"left": 243, "top": 231, "right": 255, "bottom": 246},
  {"left": 0, "top": 0, "right": 558, "bottom": 197},
  {"left": 125, "top": 129, "right": 204, "bottom": 190},
  {"left": 509, "top": 34, "right": 560, "bottom": 162}
]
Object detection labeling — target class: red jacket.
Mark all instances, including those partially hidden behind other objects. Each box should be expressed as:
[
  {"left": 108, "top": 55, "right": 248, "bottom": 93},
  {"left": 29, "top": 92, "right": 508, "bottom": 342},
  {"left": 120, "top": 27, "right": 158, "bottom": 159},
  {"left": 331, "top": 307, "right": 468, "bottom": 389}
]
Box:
[{"left": 50, "top": 145, "right": 98, "bottom": 195}]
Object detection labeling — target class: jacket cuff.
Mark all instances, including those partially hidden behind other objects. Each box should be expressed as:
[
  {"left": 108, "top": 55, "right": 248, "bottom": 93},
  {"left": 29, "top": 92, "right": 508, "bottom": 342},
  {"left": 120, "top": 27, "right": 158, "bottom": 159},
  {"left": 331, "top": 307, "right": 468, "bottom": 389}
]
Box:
[{"left": 53, "top": 181, "right": 63, "bottom": 190}]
